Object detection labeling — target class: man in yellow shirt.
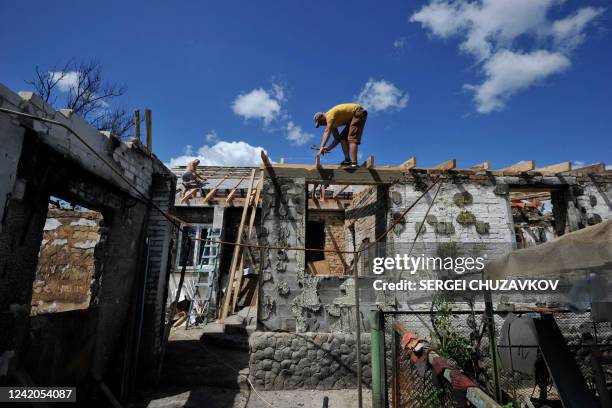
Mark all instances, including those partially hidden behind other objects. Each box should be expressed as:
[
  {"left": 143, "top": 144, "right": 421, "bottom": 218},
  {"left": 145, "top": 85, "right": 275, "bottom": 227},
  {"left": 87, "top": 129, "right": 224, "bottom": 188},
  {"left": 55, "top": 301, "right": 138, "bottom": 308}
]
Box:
[{"left": 314, "top": 102, "right": 368, "bottom": 168}]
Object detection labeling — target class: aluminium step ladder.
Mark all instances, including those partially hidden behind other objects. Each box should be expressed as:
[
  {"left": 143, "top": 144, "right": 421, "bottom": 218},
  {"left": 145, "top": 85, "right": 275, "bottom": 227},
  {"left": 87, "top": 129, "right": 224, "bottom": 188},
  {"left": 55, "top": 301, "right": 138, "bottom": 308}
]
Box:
[{"left": 187, "top": 227, "right": 222, "bottom": 327}]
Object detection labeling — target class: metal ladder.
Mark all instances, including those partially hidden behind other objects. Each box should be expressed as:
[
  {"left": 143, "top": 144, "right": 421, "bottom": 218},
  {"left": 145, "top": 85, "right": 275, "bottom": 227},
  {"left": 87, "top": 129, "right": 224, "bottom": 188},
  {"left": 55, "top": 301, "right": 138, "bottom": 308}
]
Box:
[{"left": 187, "top": 227, "right": 222, "bottom": 327}]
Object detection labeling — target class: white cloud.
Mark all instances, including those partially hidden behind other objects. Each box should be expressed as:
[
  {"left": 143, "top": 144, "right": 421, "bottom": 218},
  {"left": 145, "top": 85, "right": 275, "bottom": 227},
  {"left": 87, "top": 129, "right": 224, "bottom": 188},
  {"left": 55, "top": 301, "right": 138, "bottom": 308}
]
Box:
[
  {"left": 410, "top": 0, "right": 604, "bottom": 113},
  {"left": 393, "top": 37, "right": 407, "bottom": 48},
  {"left": 49, "top": 71, "right": 80, "bottom": 92},
  {"left": 205, "top": 130, "right": 220, "bottom": 143},
  {"left": 465, "top": 50, "right": 570, "bottom": 113},
  {"left": 356, "top": 79, "right": 409, "bottom": 112},
  {"left": 286, "top": 121, "right": 314, "bottom": 146},
  {"left": 184, "top": 144, "right": 194, "bottom": 155},
  {"left": 167, "top": 140, "right": 267, "bottom": 168},
  {"left": 232, "top": 85, "right": 283, "bottom": 125},
  {"left": 606, "top": 164, "right": 611, "bottom": 171},
  {"left": 549, "top": 7, "right": 604, "bottom": 51}
]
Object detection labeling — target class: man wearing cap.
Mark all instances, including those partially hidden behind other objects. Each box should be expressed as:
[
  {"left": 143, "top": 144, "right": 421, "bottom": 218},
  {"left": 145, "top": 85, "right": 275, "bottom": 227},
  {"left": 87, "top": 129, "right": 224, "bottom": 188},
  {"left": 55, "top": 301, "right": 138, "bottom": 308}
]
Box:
[{"left": 314, "top": 102, "right": 368, "bottom": 168}]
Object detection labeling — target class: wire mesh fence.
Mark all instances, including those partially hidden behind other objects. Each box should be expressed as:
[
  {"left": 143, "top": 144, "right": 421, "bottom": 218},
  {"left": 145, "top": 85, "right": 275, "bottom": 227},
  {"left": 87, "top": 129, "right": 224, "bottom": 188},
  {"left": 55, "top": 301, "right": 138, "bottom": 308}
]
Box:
[{"left": 381, "top": 308, "right": 612, "bottom": 408}]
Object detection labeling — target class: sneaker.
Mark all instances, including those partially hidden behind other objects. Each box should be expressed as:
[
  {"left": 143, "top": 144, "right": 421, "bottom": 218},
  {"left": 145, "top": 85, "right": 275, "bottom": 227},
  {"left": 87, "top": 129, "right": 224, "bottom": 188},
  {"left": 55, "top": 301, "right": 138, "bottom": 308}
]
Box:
[
  {"left": 339, "top": 159, "right": 352, "bottom": 166},
  {"left": 347, "top": 162, "right": 359, "bottom": 169}
]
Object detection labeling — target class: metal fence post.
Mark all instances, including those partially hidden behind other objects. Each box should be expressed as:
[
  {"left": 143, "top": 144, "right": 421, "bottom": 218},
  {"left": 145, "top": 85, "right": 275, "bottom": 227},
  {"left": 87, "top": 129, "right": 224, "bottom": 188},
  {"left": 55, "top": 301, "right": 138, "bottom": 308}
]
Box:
[
  {"left": 484, "top": 292, "right": 503, "bottom": 403},
  {"left": 371, "top": 310, "right": 385, "bottom": 408},
  {"left": 391, "top": 329, "right": 399, "bottom": 408}
]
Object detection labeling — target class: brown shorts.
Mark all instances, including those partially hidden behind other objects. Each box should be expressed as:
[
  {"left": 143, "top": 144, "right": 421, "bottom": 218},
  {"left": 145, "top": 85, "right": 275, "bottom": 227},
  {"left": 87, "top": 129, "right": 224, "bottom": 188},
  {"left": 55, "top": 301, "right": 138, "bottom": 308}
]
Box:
[{"left": 340, "top": 108, "right": 368, "bottom": 145}]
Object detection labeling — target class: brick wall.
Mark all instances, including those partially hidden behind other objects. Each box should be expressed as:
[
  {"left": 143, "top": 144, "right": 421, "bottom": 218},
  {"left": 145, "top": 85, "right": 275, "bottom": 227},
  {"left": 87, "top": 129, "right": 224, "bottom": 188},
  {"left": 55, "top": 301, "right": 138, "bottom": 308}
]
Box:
[
  {"left": 31, "top": 208, "right": 102, "bottom": 316},
  {"left": 308, "top": 210, "right": 348, "bottom": 275}
]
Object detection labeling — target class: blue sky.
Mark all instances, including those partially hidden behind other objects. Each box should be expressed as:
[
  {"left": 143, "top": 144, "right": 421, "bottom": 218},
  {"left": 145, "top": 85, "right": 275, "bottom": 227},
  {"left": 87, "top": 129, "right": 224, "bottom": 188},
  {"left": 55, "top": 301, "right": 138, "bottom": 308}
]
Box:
[{"left": 1, "top": 0, "right": 611, "bottom": 169}]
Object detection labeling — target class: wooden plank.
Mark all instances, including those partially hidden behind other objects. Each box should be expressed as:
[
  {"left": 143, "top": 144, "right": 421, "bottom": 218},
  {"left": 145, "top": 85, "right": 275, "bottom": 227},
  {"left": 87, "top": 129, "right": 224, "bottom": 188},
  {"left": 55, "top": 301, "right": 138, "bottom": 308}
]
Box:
[
  {"left": 145, "top": 109, "right": 152, "bottom": 151},
  {"left": 499, "top": 160, "right": 535, "bottom": 172},
  {"left": 220, "top": 169, "right": 256, "bottom": 321},
  {"left": 265, "top": 166, "right": 406, "bottom": 185},
  {"left": 400, "top": 157, "right": 416, "bottom": 169},
  {"left": 470, "top": 161, "right": 491, "bottom": 170},
  {"left": 225, "top": 176, "right": 246, "bottom": 203},
  {"left": 203, "top": 175, "right": 230, "bottom": 202},
  {"left": 315, "top": 154, "right": 321, "bottom": 168},
  {"left": 559, "top": 163, "right": 605, "bottom": 175},
  {"left": 432, "top": 159, "right": 456, "bottom": 170},
  {"left": 260, "top": 150, "right": 273, "bottom": 168},
  {"left": 134, "top": 110, "right": 141, "bottom": 140},
  {"left": 230, "top": 171, "right": 264, "bottom": 312},
  {"left": 365, "top": 156, "right": 375, "bottom": 169},
  {"left": 536, "top": 161, "right": 571, "bottom": 174},
  {"left": 333, "top": 185, "right": 350, "bottom": 199}
]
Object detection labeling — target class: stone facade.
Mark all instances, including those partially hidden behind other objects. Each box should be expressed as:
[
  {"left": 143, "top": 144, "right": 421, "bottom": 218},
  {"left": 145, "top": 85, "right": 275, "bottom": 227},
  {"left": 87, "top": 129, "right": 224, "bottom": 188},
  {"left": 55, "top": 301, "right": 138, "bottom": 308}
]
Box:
[
  {"left": 31, "top": 208, "right": 103, "bottom": 315},
  {"left": 249, "top": 332, "right": 371, "bottom": 390}
]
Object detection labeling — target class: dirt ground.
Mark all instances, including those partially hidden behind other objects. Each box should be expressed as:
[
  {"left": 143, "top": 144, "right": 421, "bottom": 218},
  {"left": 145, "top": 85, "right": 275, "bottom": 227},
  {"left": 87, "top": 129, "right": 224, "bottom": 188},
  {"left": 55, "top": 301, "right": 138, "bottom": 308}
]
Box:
[{"left": 137, "top": 325, "right": 372, "bottom": 408}]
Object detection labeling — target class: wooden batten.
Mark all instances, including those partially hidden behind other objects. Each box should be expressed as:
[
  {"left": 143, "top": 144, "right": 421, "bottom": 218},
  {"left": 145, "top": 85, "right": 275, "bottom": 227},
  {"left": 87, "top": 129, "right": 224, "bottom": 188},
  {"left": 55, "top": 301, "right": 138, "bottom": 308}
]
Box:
[
  {"left": 203, "top": 175, "right": 230, "bottom": 202},
  {"left": 260, "top": 151, "right": 273, "bottom": 168},
  {"left": 226, "top": 176, "right": 246, "bottom": 203},
  {"left": 333, "top": 185, "right": 350, "bottom": 199}
]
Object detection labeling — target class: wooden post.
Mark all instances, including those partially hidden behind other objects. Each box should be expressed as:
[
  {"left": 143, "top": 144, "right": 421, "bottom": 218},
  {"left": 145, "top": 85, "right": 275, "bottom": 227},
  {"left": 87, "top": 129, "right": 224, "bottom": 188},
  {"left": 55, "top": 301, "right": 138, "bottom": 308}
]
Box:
[
  {"left": 134, "top": 110, "right": 141, "bottom": 141},
  {"left": 231, "top": 171, "right": 263, "bottom": 312},
  {"left": 220, "top": 169, "right": 256, "bottom": 321},
  {"left": 354, "top": 248, "right": 363, "bottom": 408},
  {"left": 145, "top": 109, "right": 152, "bottom": 151}
]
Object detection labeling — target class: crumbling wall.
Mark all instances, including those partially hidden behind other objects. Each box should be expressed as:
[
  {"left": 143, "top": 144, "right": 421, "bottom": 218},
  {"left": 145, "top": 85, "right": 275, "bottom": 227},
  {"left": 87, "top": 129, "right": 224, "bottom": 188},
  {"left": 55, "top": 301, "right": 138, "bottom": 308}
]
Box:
[
  {"left": 249, "top": 332, "right": 371, "bottom": 390},
  {"left": 0, "top": 83, "right": 176, "bottom": 394},
  {"left": 31, "top": 208, "right": 102, "bottom": 315}
]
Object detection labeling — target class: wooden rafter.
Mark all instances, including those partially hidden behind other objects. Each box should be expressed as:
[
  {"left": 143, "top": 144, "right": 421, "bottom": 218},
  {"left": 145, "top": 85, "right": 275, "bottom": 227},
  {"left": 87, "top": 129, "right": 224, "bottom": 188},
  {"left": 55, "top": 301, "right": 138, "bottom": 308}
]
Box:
[
  {"left": 333, "top": 185, "right": 350, "bottom": 199},
  {"left": 560, "top": 163, "right": 605, "bottom": 174},
  {"left": 536, "top": 161, "right": 571, "bottom": 174},
  {"left": 499, "top": 160, "right": 535, "bottom": 172},
  {"left": 225, "top": 176, "right": 247, "bottom": 203},
  {"left": 203, "top": 174, "right": 231, "bottom": 202},
  {"left": 470, "top": 161, "right": 491, "bottom": 170},
  {"left": 400, "top": 157, "right": 416, "bottom": 169},
  {"left": 433, "top": 159, "right": 456, "bottom": 170},
  {"left": 365, "top": 156, "right": 375, "bottom": 169}
]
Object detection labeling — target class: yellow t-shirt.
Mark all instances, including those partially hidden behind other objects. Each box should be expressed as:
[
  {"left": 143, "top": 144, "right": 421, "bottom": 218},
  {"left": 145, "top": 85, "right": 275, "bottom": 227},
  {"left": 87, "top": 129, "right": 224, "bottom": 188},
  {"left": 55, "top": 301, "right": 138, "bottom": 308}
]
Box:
[{"left": 325, "top": 103, "right": 361, "bottom": 128}]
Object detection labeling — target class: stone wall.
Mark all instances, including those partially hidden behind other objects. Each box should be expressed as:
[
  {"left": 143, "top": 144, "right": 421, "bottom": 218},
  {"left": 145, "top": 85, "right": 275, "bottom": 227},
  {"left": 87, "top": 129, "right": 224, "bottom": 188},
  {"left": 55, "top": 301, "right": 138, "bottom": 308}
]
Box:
[
  {"left": 249, "top": 331, "right": 371, "bottom": 390},
  {"left": 308, "top": 210, "right": 349, "bottom": 275},
  {"left": 31, "top": 208, "right": 102, "bottom": 315}
]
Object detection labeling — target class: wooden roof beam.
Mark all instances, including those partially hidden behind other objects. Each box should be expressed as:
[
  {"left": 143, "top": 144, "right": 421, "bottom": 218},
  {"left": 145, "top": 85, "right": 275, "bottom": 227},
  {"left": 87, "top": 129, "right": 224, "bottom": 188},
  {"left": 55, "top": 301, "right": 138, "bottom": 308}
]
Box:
[
  {"left": 536, "top": 161, "right": 571, "bottom": 174},
  {"left": 432, "top": 159, "right": 456, "bottom": 170},
  {"left": 203, "top": 174, "right": 231, "bottom": 202},
  {"left": 225, "top": 176, "right": 246, "bottom": 203},
  {"left": 470, "top": 161, "right": 491, "bottom": 170},
  {"left": 499, "top": 160, "right": 535, "bottom": 172},
  {"left": 559, "top": 163, "right": 605, "bottom": 174},
  {"left": 400, "top": 157, "right": 416, "bottom": 169},
  {"left": 333, "top": 184, "right": 350, "bottom": 199},
  {"left": 364, "top": 156, "right": 375, "bottom": 169},
  {"left": 260, "top": 150, "right": 273, "bottom": 168}
]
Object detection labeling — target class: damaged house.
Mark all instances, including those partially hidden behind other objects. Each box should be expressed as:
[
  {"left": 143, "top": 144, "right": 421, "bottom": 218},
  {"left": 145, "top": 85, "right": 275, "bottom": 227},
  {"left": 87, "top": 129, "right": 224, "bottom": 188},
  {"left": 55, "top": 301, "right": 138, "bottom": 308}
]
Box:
[
  {"left": 170, "top": 155, "right": 612, "bottom": 392},
  {"left": 0, "top": 83, "right": 177, "bottom": 403}
]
